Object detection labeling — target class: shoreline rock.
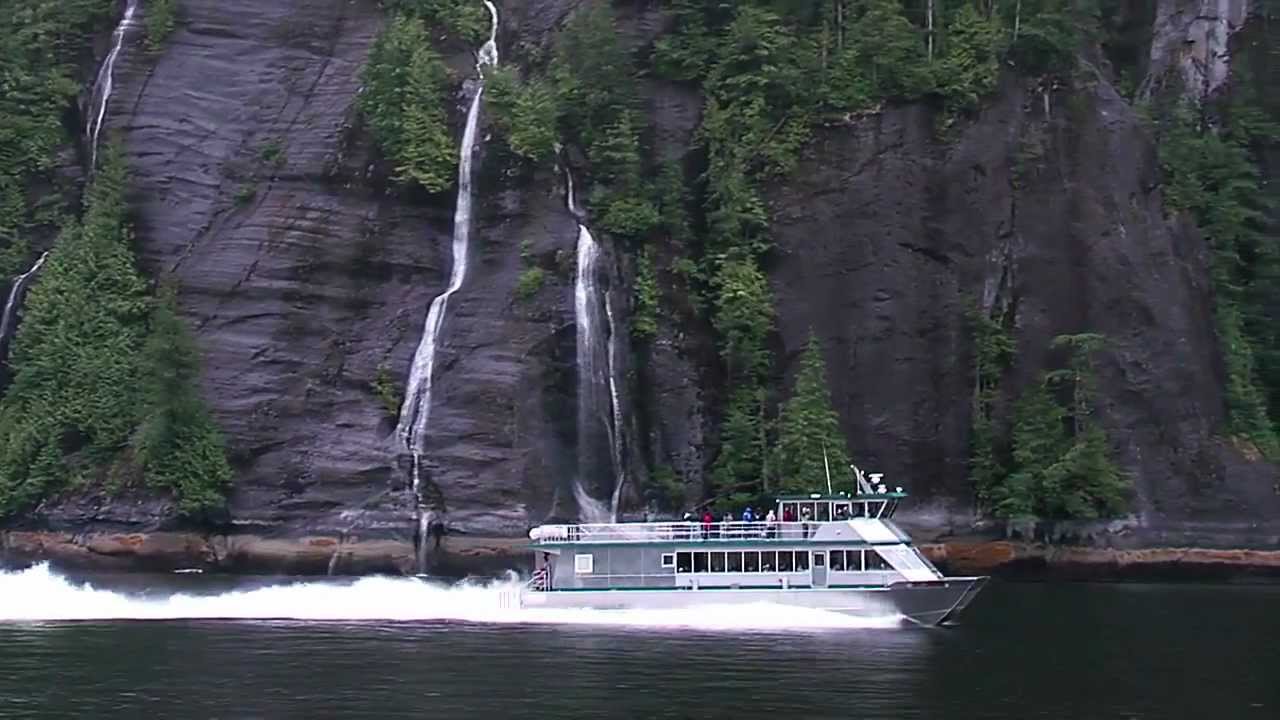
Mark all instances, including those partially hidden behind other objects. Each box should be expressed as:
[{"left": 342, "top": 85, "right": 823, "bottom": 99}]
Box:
[{"left": 5, "top": 529, "right": 1279, "bottom": 581}]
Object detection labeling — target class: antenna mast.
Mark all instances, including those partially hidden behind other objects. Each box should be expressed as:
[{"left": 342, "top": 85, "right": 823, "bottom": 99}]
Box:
[{"left": 822, "top": 443, "right": 833, "bottom": 495}]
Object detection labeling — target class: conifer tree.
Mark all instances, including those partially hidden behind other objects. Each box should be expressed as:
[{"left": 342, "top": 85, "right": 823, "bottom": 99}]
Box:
[
  {"left": 773, "top": 334, "right": 851, "bottom": 493},
  {"left": 847, "top": 0, "right": 934, "bottom": 101},
  {"left": 360, "top": 15, "right": 455, "bottom": 192},
  {"left": 135, "top": 285, "right": 233, "bottom": 515},
  {"left": 936, "top": 4, "right": 1006, "bottom": 114},
  {"left": 710, "top": 386, "right": 768, "bottom": 503},
  {"left": 0, "top": 146, "right": 148, "bottom": 511}
]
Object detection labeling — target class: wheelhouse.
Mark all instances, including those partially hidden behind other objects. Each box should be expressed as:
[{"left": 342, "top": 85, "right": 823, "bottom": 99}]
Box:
[{"left": 774, "top": 491, "right": 906, "bottom": 523}]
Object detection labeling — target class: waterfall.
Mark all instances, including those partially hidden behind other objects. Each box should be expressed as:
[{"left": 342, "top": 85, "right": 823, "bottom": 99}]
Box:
[
  {"left": 394, "top": 2, "right": 498, "bottom": 569},
  {"left": 87, "top": 0, "right": 141, "bottom": 167},
  {"left": 566, "top": 169, "right": 625, "bottom": 523},
  {"left": 0, "top": 252, "right": 51, "bottom": 364},
  {"left": 604, "top": 293, "right": 626, "bottom": 519}
]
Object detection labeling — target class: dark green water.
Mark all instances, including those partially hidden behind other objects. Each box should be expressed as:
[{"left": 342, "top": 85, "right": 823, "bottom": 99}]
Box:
[{"left": 0, "top": 568, "right": 1275, "bottom": 719}]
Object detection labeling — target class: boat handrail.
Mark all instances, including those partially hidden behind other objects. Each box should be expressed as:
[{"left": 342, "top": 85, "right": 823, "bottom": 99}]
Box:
[{"left": 529, "top": 521, "right": 832, "bottom": 544}]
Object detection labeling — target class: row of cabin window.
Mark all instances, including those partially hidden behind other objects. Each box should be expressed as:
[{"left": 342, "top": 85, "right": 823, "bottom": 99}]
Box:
[
  {"left": 829, "top": 549, "right": 890, "bottom": 572},
  {"left": 666, "top": 550, "right": 891, "bottom": 574},
  {"left": 777, "top": 501, "right": 883, "bottom": 522}
]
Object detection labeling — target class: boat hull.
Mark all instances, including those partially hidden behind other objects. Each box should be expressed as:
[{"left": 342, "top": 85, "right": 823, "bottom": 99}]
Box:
[{"left": 520, "top": 577, "right": 986, "bottom": 626}]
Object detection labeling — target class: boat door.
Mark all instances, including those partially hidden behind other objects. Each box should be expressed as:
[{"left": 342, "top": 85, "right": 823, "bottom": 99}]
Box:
[{"left": 811, "top": 551, "right": 828, "bottom": 587}]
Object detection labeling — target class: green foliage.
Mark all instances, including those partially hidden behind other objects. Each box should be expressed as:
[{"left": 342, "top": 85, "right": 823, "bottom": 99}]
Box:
[
  {"left": 485, "top": 68, "right": 558, "bottom": 163},
  {"left": 969, "top": 306, "right": 1014, "bottom": 505},
  {"left": 0, "top": 147, "right": 230, "bottom": 517},
  {"left": 145, "top": 0, "right": 178, "bottom": 52},
  {"left": 514, "top": 267, "right": 545, "bottom": 302},
  {"left": 589, "top": 115, "right": 660, "bottom": 239},
  {"left": 713, "top": 257, "right": 774, "bottom": 381},
  {"left": 233, "top": 182, "right": 258, "bottom": 205},
  {"left": 551, "top": 3, "right": 637, "bottom": 152},
  {"left": 936, "top": 5, "right": 1006, "bottom": 114},
  {"left": 0, "top": 0, "right": 114, "bottom": 252},
  {"left": 385, "top": 0, "right": 490, "bottom": 45},
  {"left": 548, "top": 5, "right": 658, "bottom": 239},
  {"left": 359, "top": 14, "right": 455, "bottom": 192},
  {"left": 649, "top": 463, "right": 685, "bottom": 510},
  {"left": 710, "top": 386, "right": 768, "bottom": 501},
  {"left": 1157, "top": 105, "right": 1280, "bottom": 455},
  {"left": 134, "top": 285, "right": 232, "bottom": 514},
  {"left": 773, "top": 334, "right": 851, "bottom": 493},
  {"left": 983, "top": 333, "right": 1127, "bottom": 520},
  {"left": 370, "top": 363, "right": 402, "bottom": 416},
  {"left": 632, "top": 249, "right": 659, "bottom": 341},
  {"left": 1003, "top": 0, "right": 1088, "bottom": 75},
  {"left": 846, "top": 0, "right": 934, "bottom": 101},
  {"left": 259, "top": 139, "right": 286, "bottom": 168}
]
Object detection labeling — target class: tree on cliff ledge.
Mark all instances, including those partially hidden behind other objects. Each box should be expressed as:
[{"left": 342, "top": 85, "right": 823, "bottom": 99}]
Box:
[{"left": 773, "top": 334, "right": 851, "bottom": 494}]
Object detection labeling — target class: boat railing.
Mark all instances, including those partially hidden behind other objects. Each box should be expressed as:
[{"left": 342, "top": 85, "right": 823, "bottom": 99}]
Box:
[{"left": 529, "top": 521, "right": 824, "bottom": 544}]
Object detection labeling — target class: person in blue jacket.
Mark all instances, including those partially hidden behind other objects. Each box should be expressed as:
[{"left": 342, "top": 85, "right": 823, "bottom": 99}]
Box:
[{"left": 741, "top": 506, "right": 756, "bottom": 523}]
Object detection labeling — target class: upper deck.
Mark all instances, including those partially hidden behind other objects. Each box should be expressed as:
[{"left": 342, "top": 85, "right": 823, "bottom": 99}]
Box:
[
  {"left": 528, "top": 518, "right": 914, "bottom": 546},
  {"left": 528, "top": 493, "right": 912, "bottom": 547}
]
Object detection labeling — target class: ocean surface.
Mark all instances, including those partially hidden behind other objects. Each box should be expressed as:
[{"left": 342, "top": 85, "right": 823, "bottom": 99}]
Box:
[{"left": 0, "top": 564, "right": 1275, "bottom": 719}]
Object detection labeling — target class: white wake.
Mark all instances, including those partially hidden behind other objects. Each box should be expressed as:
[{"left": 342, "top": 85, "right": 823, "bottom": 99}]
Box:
[{"left": 0, "top": 564, "right": 902, "bottom": 630}]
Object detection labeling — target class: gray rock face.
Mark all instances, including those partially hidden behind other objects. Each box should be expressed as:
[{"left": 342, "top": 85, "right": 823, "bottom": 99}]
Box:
[
  {"left": 90, "top": 0, "right": 586, "bottom": 545},
  {"left": 1142, "top": 0, "right": 1251, "bottom": 101},
  {"left": 768, "top": 71, "right": 1280, "bottom": 539},
  {"left": 102, "top": 0, "right": 434, "bottom": 538},
  {"left": 6, "top": 0, "right": 1279, "bottom": 572}
]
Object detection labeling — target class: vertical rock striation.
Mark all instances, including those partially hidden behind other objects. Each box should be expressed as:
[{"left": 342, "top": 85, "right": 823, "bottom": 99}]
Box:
[{"left": 768, "top": 72, "right": 1280, "bottom": 542}]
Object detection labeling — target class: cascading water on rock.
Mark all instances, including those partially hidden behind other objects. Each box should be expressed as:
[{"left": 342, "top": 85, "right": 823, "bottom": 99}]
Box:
[
  {"left": 0, "top": 251, "right": 50, "bottom": 364},
  {"left": 87, "top": 0, "right": 141, "bottom": 167},
  {"left": 566, "top": 169, "right": 626, "bottom": 523},
  {"left": 394, "top": 2, "right": 498, "bottom": 567},
  {"left": 2, "top": 2, "right": 139, "bottom": 370}
]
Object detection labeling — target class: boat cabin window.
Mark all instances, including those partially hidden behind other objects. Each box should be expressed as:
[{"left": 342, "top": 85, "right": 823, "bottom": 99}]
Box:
[
  {"left": 830, "top": 551, "right": 845, "bottom": 571},
  {"left": 710, "top": 552, "right": 726, "bottom": 572},
  {"left": 661, "top": 553, "right": 675, "bottom": 568},
  {"left": 727, "top": 551, "right": 743, "bottom": 572},
  {"left": 829, "top": 550, "right": 865, "bottom": 571},
  {"left": 833, "top": 502, "right": 851, "bottom": 520},
  {"left": 866, "top": 551, "right": 890, "bottom": 571},
  {"left": 816, "top": 503, "right": 831, "bottom": 522},
  {"left": 675, "top": 550, "right": 816, "bottom": 574},
  {"left": 575, "top": 554, "right": 594, "bottom": 574},
  {"left": 813, "top": 552, "right": 825, "bottom": 568}
]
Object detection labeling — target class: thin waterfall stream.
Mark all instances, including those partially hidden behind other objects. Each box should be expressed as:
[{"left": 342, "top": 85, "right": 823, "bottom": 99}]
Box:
[
  {"left": 87, "top": 0, "right": 141, "bottom": 168},
  {"left": 3, "top": 2, "right": 141, "bottom": 369},
  {"left": 395, "top": 1, "right": 498, "bottom": 571},
  {"left": 566, "top": 168, "right": 625, "bottom": 524},
  {"left": 0, "top": 252, "right": 51, "bottom": 365}
]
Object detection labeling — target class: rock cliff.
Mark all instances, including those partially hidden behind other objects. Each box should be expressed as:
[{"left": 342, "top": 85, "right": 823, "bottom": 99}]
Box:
[{"left": 2, "top": 0, "right": 1278, "bottom": 574}]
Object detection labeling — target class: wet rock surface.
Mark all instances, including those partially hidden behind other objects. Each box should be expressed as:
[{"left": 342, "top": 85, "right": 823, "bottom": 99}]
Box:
[
  {"left": 769, "top": 71, "right": 1280, "bottom": 531},
  {"left": 4, "top": 1, "right": 1279, "bottom": 574}
]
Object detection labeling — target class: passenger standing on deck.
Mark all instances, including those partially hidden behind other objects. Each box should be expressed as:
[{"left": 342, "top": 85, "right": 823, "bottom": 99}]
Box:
[
  {"left": 722, "top": 511, "right": 734, "bottom": 539},
  {"left": 765, "top": 508, "right": 778, "bottom": 538},
  {"left": 701, "top": 509, "right": 714, "bottom": 539}
]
